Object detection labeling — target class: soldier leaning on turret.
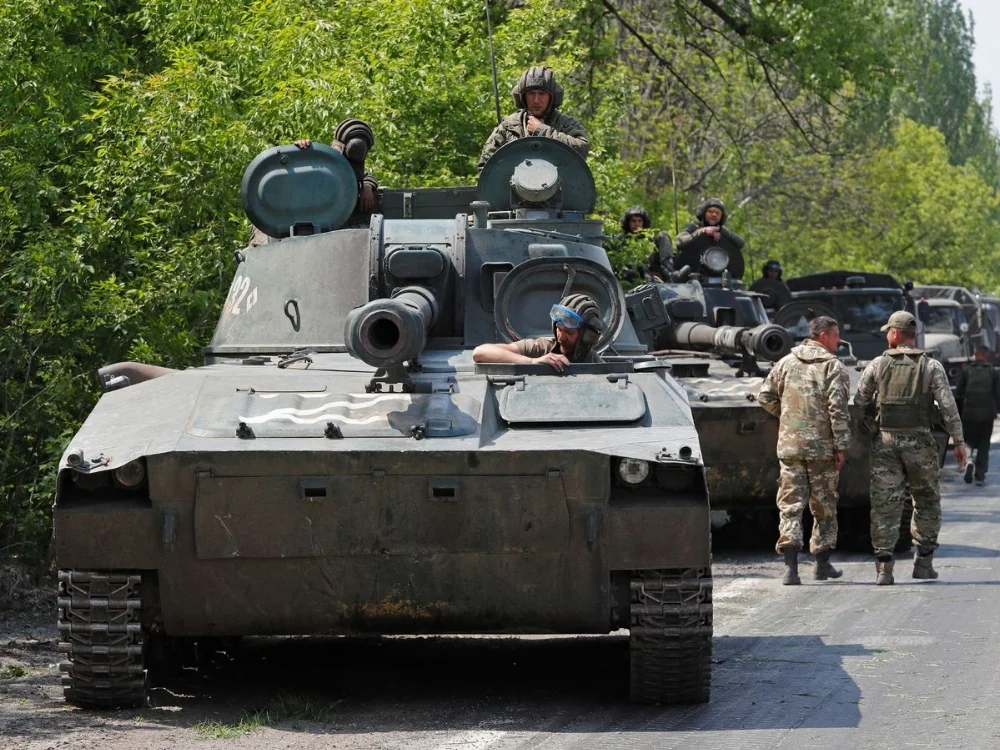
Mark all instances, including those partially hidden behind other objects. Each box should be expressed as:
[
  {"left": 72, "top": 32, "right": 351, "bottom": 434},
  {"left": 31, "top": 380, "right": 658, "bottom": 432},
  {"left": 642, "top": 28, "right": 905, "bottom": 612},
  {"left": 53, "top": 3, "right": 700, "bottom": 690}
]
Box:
[
  {"left": 955, "top": 345, "right": 1000, "bottom": 487},
  {"left": 249, "top": 118, "right": 379, "bottom": 247},
  {"left": 674, "top": 198, "right": 745, "bottom": 261},
  {"left": 854, "top": 311, "right": 968, "bottom": 585},
  {"left": 472, "top": 294, "right": 604, "bottom": 371},
  {"left": 477, "top": 66, "right": 589, "bottom": 173}
]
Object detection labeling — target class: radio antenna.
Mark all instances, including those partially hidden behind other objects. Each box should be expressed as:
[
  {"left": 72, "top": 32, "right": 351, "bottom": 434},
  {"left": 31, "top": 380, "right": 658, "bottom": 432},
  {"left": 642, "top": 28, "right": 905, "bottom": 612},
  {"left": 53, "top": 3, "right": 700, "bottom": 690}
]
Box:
[{"left": 485, "top": 0, "right": 502, "bottom": 124}]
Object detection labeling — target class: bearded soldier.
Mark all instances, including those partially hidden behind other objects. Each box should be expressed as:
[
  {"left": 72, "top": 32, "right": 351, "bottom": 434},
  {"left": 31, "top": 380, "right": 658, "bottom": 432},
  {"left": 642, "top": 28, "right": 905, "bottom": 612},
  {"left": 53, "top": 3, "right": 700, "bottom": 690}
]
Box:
[
  {"left": 472, "top": 294, "right": 604, "bottom": 372},
  {"left": 759, "top": 316, "right": 850, "bottom": 585},
  {"left": 477, "top": 66, "right": 589, "bottom": 172},
  {"left": 855, "top": 311, "right": 968, "bottom": 585}
]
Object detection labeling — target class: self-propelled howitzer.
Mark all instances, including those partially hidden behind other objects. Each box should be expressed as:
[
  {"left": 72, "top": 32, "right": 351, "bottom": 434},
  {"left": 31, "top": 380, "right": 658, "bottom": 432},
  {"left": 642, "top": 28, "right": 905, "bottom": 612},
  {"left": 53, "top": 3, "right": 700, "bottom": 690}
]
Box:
[{"left": 53, "top": 138, "right": 713, "bottom": 708}]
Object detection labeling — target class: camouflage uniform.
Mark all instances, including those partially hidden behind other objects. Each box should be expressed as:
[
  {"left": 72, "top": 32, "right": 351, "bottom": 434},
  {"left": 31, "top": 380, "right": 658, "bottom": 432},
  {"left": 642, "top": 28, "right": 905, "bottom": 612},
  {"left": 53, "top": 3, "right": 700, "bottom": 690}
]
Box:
[
  {"left": 855, "top": 346, "right": 964, "bottom": 556},
  {"left": 758, "top": 339, "right": 851, "bottom": 554},
  {"left": 477, "top": 66, "right": 589, "bottom": 172}
]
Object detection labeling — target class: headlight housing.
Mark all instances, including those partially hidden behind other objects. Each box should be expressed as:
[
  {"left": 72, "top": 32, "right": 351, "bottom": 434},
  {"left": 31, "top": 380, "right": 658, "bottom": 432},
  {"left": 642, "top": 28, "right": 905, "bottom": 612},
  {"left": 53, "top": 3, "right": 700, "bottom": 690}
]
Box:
[
  {"left": 617, "top": 458, "right": 650, "bottom": 486},
  {"left": 113, "top": 459, "right": 147, "bottom": 489},
  {"left": 701, "top": 247, "right": 730, "bottom": 273}
]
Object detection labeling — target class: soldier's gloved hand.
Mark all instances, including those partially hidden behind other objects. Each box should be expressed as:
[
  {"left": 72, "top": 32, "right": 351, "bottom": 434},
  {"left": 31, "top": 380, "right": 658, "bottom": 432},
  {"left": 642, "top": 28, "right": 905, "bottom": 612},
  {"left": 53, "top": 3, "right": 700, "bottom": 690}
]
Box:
[
  {"left": 294, "top": 139, "right": 312, "bottom": 149},
  {"left": 360, "top": 183, "right": 375, "bottom": 213}
]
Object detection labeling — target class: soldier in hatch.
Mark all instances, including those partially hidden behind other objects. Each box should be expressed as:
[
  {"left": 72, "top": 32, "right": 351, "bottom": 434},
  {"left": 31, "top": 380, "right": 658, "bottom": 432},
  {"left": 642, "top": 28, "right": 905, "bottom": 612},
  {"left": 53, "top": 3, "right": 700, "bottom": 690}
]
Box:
[
  {"left": 855, "top": 311, "right": 968, "bottom": 585},
  {"left": 750, "top": 259, "right": 793, "bottom": 311},
  {"left": 955, "top": 345, "right": 1000, "bottom": 486},
  {"left": 472, "top": 294, "right": 604, "bottom": 372},
  {"left": 621, "top": 205, "right": 674, "bottom": 283},
  {"left": 674, "top": 198, "right": 745, "bottom": 258},
  {"left": 758, "top": 316, "right": 851, "bottom": 585},
  {"left": 477, "top": 66, "right": 589, "bottom": 172},
  {"left": 249, "top": 118, "right": 379, "bottom": 247}
]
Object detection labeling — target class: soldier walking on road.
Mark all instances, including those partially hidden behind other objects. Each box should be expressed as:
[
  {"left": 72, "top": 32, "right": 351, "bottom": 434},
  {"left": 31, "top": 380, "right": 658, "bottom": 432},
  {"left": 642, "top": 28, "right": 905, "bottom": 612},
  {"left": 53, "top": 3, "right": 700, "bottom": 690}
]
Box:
[
  {"left": 477, "top": 66, "right": 589, "bottom": 172},
  {"left": 855, "top": 311, "right": 968, "bottom": 585},
  {"left": 758, "top": 316, "right": 851, "bottom": 585},
  {"left": 955, "top": 345, "right": 1000, "bottom": 486}
]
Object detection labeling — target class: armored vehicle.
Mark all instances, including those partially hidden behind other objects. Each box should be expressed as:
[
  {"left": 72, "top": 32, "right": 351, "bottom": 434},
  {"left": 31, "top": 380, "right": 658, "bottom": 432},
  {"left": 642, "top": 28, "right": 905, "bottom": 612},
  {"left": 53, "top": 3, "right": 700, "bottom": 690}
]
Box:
[
  {"left": 623, "top": 242, "right": 798, "bottom": 515},
  {"left": 912, "top": 285, "right": 991, "bottom": 376},
  {"left": 53, "top": 139, "right": 712, "bottom": 708},
  {"left": 623, "top": 256, "right": 939, "bottom": 548}
]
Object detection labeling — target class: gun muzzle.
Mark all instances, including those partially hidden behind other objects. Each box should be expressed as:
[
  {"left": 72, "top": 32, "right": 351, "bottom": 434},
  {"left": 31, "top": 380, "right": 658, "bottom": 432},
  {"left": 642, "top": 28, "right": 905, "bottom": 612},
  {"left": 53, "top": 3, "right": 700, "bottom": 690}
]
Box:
[
  {"left": 745, "top": 323, "right": 793, "bottom": 362},
  {"left": 344, "top": 287, "right": 438, "bottom": 368}
]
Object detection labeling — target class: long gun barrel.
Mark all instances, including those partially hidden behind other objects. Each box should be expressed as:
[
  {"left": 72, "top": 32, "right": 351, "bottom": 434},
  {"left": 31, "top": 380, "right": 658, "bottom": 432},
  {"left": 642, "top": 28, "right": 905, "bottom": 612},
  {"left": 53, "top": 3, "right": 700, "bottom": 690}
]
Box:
[
  {"left": 666, "top": 322, "right": 792, "bottom": 362},
  {"left": 344, "top": 287, "right": 439, "bottom": 368}
]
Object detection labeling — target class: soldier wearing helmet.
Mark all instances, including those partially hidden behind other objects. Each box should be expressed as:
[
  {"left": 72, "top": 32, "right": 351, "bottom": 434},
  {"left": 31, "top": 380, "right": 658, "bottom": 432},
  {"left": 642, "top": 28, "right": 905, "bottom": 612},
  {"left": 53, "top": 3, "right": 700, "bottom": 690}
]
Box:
[
  {"left": 477, "top": 66, "right": 589, "bottom": 173},
  {"left": 250, "top": 118, "right": 379, "bottom": 247},
  {"left": 611, "top": 206, "right": 674, "bottom": 283},
  {"left": 472, "top": 294, "right": 605, "bottom": 371},
  {"left": 750, "top": 259, "right": 793, "bottom": 311},
  {"left": 674, "top": 198, "right": 745, "bottom": 261}
]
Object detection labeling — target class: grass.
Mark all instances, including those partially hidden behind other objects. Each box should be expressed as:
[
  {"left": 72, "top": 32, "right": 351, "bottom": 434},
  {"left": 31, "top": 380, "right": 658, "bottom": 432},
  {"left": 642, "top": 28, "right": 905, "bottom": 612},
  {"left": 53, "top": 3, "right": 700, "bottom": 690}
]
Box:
[
  {"left": 190, "top": 692, "right": 335, "bottom": 739},
  {"left": 0, "top": 665, "right": 27, "bottom": 680}
]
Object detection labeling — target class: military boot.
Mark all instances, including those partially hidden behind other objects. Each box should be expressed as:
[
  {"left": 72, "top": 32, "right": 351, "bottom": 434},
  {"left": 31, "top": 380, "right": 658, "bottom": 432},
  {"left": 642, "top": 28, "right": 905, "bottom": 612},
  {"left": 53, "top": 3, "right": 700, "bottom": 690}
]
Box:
[
  {"left": 782, "top": 549, "right": 801, "bottom": 585},
  {"left": 875, "top": 557, "right": 894, "bottom": 586},
  {"left": 814, "top": 550, "right": 843, "bottom": 580},
  {"left": 912, "top": 551, "right": 939, "bottom": 580}
]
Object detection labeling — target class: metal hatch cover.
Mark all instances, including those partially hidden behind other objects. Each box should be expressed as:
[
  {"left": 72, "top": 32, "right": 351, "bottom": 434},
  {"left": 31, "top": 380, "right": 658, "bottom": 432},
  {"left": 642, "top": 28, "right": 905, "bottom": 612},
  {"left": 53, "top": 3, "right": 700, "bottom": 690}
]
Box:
[
  {"left": 477, "top": 138, "right": 596, "bottom": 213},
  {"left": 241, "top": 143, "right": 358, "bottom": 238},
  {"left": 493, "top": 257, "right": 624, "bottom": 352},
  {"left": 498, "top": 377, "right": 646, "bottom": 424}
]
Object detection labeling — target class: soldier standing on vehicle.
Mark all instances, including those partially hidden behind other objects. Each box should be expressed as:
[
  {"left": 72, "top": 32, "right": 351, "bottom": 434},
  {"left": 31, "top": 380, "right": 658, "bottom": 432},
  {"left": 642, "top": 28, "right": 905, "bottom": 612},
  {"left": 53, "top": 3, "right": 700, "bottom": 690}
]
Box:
[
  {"left": 674, "top": 198, "right": 746, "bottom": 257},
  {"left": 472, "top": 294, "right": 604, "bottom": 371},
  {"left": 758, "top": 316, "right": 850, "bottom": 586},
  {"left": 477, "top": 66, "right": 589, "bottom": 172},
  {"left": 855, "top": 311, "right": 968, "bottom": 585},
  {"left": 955, "top": 345, "right": 1000, "bottom": 486}
]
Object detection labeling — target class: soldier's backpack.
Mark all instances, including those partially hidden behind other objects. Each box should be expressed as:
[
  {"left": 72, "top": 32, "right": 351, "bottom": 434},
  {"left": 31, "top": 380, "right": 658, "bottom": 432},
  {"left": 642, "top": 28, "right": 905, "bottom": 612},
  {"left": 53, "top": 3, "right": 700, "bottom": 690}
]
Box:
[{"left": 877, "top": 350, "right": 932, "bottom": 430}]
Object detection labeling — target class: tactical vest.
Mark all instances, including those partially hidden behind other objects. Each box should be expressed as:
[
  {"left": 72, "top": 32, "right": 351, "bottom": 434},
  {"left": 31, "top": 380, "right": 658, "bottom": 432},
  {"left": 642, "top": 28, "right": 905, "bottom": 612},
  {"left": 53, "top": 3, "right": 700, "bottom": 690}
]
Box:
[
  {"left": 877, "top": 350, "right": 933, "bottom": 430},
  {"left": 962, "top": 362, "right": 997, "bottom": 423}
]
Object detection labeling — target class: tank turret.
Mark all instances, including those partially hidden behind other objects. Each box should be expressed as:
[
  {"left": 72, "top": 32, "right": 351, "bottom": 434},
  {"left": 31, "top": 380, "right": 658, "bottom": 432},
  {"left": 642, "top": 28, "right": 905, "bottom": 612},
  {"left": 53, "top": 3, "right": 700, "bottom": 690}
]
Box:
[{"left": 625, "top": 281, "right": 792, "bottom": 376}]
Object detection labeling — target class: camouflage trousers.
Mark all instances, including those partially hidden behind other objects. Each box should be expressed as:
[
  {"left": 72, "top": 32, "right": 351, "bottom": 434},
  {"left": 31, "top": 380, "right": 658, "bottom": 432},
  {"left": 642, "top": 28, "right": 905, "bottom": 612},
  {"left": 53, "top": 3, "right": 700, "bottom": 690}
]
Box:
[
  {"left": 870, "top": 430, "right": 941, "bottom": 557},
  {"left": 775, "top": 459, "right": 839, "bottom": 554}
]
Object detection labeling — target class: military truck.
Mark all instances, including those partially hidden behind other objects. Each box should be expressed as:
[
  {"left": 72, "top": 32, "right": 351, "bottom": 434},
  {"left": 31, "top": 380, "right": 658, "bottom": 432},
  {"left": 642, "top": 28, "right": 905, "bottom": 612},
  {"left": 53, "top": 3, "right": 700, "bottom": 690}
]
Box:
[
  {"left": 773, "top": 271, "right": 920, "bottom": 362},
  {"left": 918, "top": 297, "right": 970, "bottom": 384},
  {"left": 912, "top": 284, "right": 993, "bottom": 369},
  {"left": 975, "top": 292, "right": 1000, "bottom": 364},
  {"left": 53, "top": 139, "right": 712, "bottom": 708}
]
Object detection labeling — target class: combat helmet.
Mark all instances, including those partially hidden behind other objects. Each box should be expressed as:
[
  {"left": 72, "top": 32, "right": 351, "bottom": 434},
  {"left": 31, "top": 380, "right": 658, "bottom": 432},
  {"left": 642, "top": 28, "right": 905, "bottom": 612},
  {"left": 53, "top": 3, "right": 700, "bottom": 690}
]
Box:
[
  {"left": 621, "top": 205, "right": 651, "bottom": 234},
  {"left": 695, "top": 197, "right": 727, "bottom": 225},
  {"left": 551, "top": 293, "right": 604, "bottom": 360},
  {"left": 762, "top": 259, "right": 783, "bottom": 280},
  {"left": 334, "top": 118, "right": 375, "bottom": 164},
  {"left": 511, "top": 66, "right": 564, "bottom": 115}
]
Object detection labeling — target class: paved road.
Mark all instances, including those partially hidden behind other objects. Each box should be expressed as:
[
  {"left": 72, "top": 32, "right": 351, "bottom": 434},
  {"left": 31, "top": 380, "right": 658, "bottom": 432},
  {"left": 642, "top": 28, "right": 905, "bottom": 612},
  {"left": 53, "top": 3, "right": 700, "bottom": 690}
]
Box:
[{"left": 3, "top": 444, "right": 999, "bottom": 749}]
